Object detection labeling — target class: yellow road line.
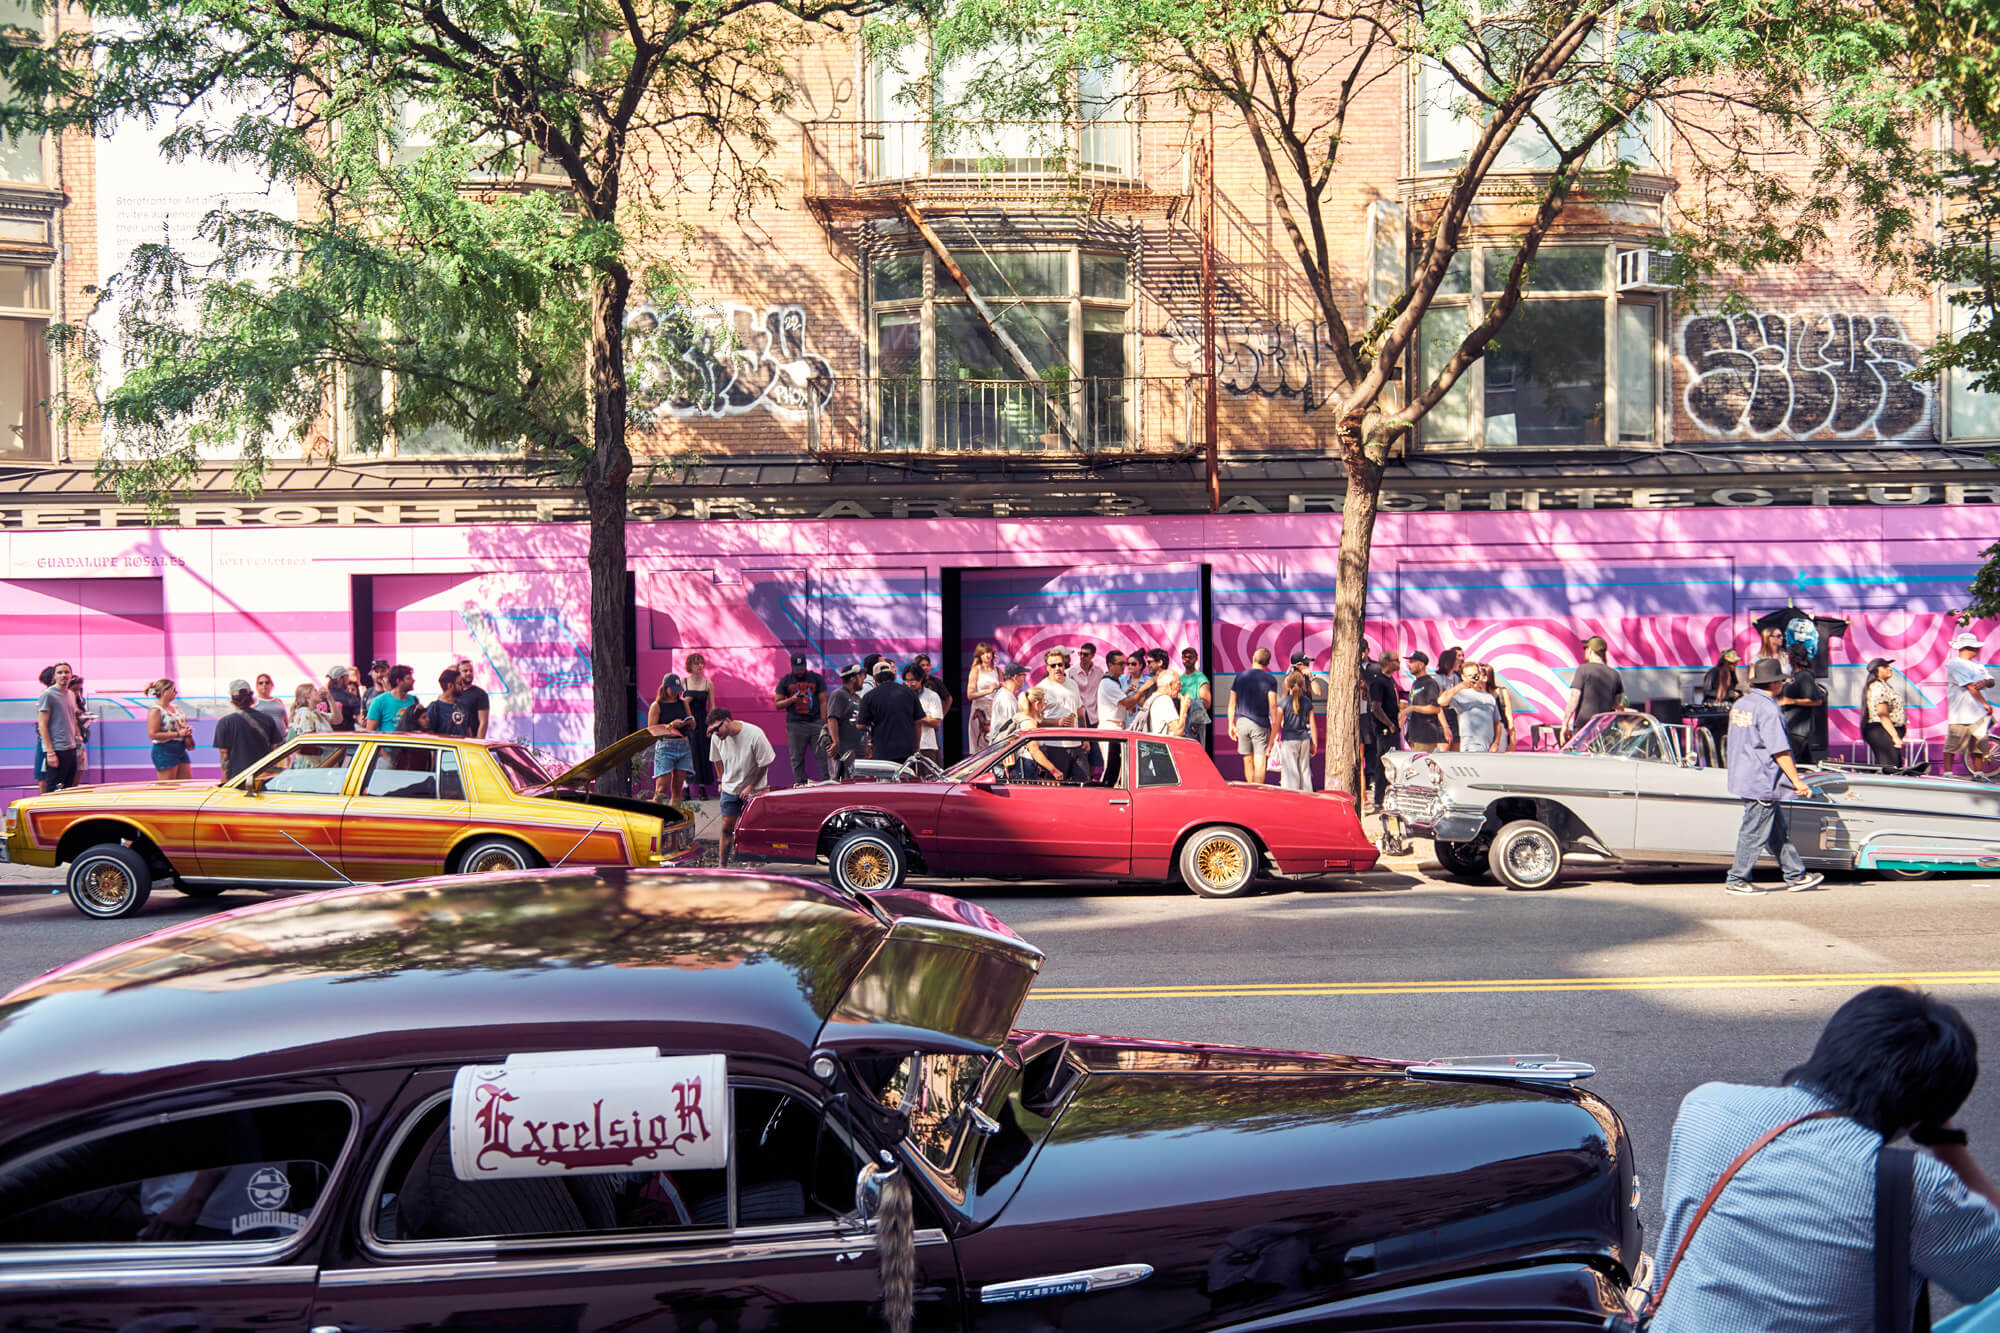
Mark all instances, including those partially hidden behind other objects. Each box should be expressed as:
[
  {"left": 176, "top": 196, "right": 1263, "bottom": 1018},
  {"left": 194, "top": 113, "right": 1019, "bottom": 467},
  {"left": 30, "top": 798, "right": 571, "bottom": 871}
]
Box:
[{"left": 1030, "top": 969, "right": 2000, "bottom": 1000}]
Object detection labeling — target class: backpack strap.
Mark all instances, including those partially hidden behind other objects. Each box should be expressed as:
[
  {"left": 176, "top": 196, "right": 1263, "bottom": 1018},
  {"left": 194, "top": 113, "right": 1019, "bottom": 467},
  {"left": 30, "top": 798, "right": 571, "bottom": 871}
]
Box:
[
  {"left": 1876, "top": 1145, "right": 1917, "bottom": 1333},
  {"left": 1647, "top": 1109, "right": 1840, "bottom": 1316}
]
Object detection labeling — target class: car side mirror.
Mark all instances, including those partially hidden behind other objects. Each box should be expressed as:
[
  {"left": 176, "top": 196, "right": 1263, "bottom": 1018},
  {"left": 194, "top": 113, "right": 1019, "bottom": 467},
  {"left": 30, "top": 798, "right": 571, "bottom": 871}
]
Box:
[
  {"left": 852, "top": 1156, "right": 899, "bottom": 1226},
  {"left": 970, "top": 769, "right": 999, "bottom": 788},
  {"left": 246, "top": 774, "right": 270, "bottom": 795}
]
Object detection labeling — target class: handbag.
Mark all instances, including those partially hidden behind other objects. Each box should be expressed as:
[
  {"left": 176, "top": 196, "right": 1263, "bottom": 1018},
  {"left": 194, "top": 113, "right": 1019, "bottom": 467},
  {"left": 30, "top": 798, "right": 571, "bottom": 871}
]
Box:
[{"left": 1615, "top": 1110, "right": 1928, "bottom": 1332}]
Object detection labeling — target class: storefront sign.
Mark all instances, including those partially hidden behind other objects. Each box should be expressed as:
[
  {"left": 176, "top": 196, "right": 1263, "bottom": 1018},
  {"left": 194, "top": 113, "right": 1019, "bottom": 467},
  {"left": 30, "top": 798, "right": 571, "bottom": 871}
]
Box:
[
  {"left": 449, "top": 1048, "right": 727, "bottom": 1180},
  {"left": 1, "top": 481, "right": 1996, "bottom": 529}
]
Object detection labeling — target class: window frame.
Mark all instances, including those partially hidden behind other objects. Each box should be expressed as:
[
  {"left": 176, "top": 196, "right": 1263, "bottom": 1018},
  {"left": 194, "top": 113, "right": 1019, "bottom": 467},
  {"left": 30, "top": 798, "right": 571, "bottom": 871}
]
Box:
[
  {"left": 246, "top": 739, "right": 364, "bottom": 797},
  {"left": 866, "top": 244, "right": 1135, "bottom": 452},
  {"left": 1942, "top": 288, "right": 2000, "bottom": 444},
  {"left": 361, "top": 1077, "right": 866, "bottom": 1259},
  {"left": 358, "top": 742, "right": 449, "bottom": 800},
  {"left": 0, "top": 1091, "right": 361, "bottom": 1266},
  {"left": 1135, "top": 739, "right": 1180, "bottom": 788},
  {"left": 1411, "top": 239, "right": 1664, "bottom": 452}
]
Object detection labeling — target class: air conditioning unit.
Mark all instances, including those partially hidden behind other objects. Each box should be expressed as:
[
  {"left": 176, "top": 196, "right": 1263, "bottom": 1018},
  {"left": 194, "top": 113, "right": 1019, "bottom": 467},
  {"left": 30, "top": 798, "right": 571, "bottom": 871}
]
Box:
[{"left": 1616, "top": 248, "right": 1677, "bottom": 292}]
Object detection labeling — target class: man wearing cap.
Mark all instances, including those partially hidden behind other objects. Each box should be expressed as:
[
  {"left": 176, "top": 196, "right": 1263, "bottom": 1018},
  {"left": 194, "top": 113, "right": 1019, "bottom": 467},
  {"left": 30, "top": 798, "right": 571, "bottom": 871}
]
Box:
[
  {"left": 826, "top": 665, "right": 868, "bottom": 780},
  {"left": 772, "top": 652, "right": 827, "bottom": 786},
  {"left": 1400, "top": 651, "right": 1447, "bottom": 753},
  {"left": 859, "top": 662, "right": 923, "bottom": 765},
  {"left": 1035, "top": 648, "right": 1090, "bottom": 782},
  {"left": 707, "top": 709, "right": 774, "bottom": 867},
  {"left": 326, "top": 665, "right": 363, "bottom": 732},
  {"left": 989, "top": 662, "right": 1028, "bottom": 743},
  {"left": 362, "top": 659, "right": 390, "bottom": 704},
  {"left": 1564, "top": 636, "right": 1624, "bottom": 735},
  {"left": 213, "top": 678, "right": 283, "bottom": 781},
  {"left": 1723, "top": 656, "right": 1826, "bottom": 894},
  {"left": 1946, "top": 631, "right": 1997, "bottom": 779}
]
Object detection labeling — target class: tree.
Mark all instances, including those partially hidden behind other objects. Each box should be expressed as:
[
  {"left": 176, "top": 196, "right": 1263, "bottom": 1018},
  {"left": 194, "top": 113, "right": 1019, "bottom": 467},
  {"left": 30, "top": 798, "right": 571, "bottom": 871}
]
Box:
[
  {"left": 0, "top": 0, "right": 877, "bottom": 763},
  {"left": 904, "top": 0, "right": 1930, "bottom": 792},
  {"left": 1889, "top": 0, "right": 2000, "bottom": 616}
]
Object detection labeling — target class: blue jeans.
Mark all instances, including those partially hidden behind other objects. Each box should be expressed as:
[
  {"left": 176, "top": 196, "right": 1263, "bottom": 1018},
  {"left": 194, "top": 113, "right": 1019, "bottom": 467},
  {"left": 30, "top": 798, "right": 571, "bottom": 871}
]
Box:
[{"left": 1728, "top": 798, "right": 1809, "bottom": 885}]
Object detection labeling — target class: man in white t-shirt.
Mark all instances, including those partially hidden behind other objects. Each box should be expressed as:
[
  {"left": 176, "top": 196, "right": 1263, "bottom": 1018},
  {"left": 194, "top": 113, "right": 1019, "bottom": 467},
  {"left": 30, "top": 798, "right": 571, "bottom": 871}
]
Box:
[
  {"left": 1944, "top": 631, "right": 1996, "bottom": 778},
  {"left": 914, "top": 667, "right": 945, "bottom": 759},
  {"left": 707, "top": 709, "right": 775, "bottom": 866},
  {"left": 1035, "top": 648, "right": 1089, "bottom": 783}
]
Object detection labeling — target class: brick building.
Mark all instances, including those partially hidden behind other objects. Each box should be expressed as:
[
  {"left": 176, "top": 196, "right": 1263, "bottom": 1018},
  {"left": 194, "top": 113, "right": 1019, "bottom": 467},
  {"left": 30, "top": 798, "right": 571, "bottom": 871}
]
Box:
[{"left": 1, "top": 26, "right": 1996, "bottom": 794}]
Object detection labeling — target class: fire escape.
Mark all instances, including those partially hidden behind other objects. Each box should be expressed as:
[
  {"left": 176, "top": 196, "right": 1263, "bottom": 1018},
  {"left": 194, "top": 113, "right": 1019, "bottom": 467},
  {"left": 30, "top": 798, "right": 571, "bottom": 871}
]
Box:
[{"left": 802, "top": 116, "right": 1215, "bottom": 484}]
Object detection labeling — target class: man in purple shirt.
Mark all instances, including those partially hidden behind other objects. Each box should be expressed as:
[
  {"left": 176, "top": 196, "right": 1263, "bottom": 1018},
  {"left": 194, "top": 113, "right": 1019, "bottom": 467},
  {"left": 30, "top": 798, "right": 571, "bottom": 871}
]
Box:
[{"left": 1724, "top": 656, "right": 1825, "bottom": 895}]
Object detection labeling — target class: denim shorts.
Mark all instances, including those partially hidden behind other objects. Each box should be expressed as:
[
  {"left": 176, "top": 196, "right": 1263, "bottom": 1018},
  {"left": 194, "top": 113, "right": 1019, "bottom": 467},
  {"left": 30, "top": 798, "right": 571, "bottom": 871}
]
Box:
[
  {"left": 653, "top": 738, "right": 694, "bottom": 777},
  {"left": 151, "top": 740, "right": 190, "bottom": 771},
  {"left": 721, "top": 791, "right": 747, "bottom": 818}
]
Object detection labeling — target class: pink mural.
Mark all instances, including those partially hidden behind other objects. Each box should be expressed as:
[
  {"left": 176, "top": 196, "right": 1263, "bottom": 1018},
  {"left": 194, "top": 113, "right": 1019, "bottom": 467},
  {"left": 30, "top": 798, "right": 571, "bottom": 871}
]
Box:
[{"left": 2, "top": 505, "right": 1994, "bottom": 799}]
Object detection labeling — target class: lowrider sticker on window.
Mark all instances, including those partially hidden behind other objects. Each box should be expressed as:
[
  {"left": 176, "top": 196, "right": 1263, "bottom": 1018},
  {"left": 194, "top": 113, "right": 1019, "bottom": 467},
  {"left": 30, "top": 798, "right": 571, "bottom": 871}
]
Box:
[{"left": 449, "top": 1049, "right": 728, "bottom": 1180}]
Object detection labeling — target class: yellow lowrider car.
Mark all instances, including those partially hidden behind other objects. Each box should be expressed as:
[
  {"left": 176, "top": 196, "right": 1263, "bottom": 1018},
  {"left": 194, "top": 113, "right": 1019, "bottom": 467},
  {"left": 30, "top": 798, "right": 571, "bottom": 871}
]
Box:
[{"left": 3, "top": 727, "right": 696, "bottom": 918}]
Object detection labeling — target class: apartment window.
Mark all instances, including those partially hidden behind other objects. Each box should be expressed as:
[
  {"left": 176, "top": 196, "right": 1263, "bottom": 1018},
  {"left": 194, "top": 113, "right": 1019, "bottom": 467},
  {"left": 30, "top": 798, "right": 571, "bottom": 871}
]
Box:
[
  {"left": 1943, "top": 296, "right": 2000, "bottom": 442},
  {"left": 867, "top": 43, "right": 1130, "bottom": 180},
  {"left": 1414, "top": 50, "right": 1663, "bottom": 177},
  {"left": 0, "top": 0, "right": 46, "bottom": 40},
  {"left": 0, "top": 72, "right": 45, "bottom": 185},
  {"left": 1415, "top": 243, "right": 1660, "bottom": 449},
  {"left": 0, "top": 261, "right": 50, "bottom": 459},
  {"left": 869, "top": 246, "right": 1132, "bottom": 452}
]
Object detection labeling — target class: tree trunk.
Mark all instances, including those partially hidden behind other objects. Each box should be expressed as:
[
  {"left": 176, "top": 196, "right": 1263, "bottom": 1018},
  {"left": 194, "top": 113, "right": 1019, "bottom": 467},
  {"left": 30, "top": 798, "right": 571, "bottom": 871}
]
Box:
[
  {"left": 585, "top": 262, "right": 635, "bottom": 782},
  {"left": 1323, "top": 450, "right": 1384, "bottom": 799}
]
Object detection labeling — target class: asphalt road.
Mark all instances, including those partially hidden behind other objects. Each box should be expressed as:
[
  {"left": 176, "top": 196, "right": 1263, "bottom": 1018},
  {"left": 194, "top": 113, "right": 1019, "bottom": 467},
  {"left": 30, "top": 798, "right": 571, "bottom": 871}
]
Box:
[{"left": 5, "top": 857, "right": 1999, "bottom": 1255}]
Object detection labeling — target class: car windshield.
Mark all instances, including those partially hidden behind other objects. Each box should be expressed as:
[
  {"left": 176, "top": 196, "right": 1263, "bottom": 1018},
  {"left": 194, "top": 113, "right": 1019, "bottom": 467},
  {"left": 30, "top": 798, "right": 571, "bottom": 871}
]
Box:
[
  {"left": 1565, "top": 711, "right": 1675, "bottom": 763},
  {"left": 941, "top": 739, "right": 1017, "bottom": 783},
  {"left": 488, "top": 743, "right": 555, "bottom": 792}
]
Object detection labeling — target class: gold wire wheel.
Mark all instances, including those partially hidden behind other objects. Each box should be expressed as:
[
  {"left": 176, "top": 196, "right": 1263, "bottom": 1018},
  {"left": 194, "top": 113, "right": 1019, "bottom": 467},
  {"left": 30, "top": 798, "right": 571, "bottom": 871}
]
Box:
[
  {"left": 80, "top": 862, "right": 132, "bottom": 910},
  {"left": 1195, "top": 836, "right": 1246, "bottom": 886},
  {"left": 469, "top": 849, "right": 518, "bottom": 873},
  {"left": 842, "top": 843, "right": 894, "bottom": 890}
]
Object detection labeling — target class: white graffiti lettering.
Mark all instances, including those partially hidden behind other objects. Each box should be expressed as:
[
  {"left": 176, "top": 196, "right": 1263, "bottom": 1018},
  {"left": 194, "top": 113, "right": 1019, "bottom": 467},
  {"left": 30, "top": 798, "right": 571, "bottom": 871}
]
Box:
[
  {"left": 1679, "top": 311, "right": 1932, "bottom": 440},
  {"left": 628, "top": 301, "right": 834, "bottom": 422},
  {"left": 1166, "top": 318, "right": 1343, "bottom": 411}
]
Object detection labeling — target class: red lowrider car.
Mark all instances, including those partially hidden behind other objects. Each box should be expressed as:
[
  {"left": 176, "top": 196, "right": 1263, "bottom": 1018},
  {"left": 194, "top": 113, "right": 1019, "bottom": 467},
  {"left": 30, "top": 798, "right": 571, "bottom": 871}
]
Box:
[{"left": 733, "top": 729, "right": 1379, "bottom": 898}]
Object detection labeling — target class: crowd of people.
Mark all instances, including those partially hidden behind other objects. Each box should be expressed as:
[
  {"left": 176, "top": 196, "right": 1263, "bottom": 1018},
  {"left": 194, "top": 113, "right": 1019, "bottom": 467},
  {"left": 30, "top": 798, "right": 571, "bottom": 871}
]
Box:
[{"left": 26, "top": 657, "right": 495, "bottom": 792}]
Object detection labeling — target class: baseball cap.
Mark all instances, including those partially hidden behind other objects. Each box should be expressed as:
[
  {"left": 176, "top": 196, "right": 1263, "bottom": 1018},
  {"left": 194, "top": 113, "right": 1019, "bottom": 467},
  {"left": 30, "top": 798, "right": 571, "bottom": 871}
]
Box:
[
  {"left": 1866, "top": 657, "right": 1894, "bottom": 674},
  {"left": 661, "top": 673, "right": 684, "bottom": 691},
  {"left": 839, "top": 662, "right": 863, "bottom": 679},
  {"left": 1953, "top": 631, "right": 1982, "bottom": 650},
  {"left": 790, "top": 653, "right": 807, "bottom": 668},
  {"left": 370, "top": 658, "right": 390, "bottom": 670},
  {"left": 1001, "top": 661, "right": 1028, "bottom": 680},
  {"left": 327, "top": 664, "right": 355, "bottom": 680},
  {"left": 228, "top": 677, "right": 252, "bottom": 695},
  {"left": 1290, "top": 651, "right": 1311, "bottom": 666}
]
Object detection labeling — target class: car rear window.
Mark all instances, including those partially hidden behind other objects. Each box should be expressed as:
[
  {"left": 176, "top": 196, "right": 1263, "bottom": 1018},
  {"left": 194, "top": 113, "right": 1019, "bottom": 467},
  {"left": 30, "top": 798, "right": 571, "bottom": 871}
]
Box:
[
  {"left": 1136, "top": 740, "right": 1179, "bottom": 787},
  {"left": 0, "top": 1096, "right": 354, "bottom": 1248}
]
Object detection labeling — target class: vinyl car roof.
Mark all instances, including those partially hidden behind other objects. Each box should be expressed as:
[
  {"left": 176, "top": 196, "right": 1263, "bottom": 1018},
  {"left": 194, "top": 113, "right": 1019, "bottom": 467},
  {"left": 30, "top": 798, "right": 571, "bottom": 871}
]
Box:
[{"left": 0, "top": 869, "right": 1024, "bottom": 1136}]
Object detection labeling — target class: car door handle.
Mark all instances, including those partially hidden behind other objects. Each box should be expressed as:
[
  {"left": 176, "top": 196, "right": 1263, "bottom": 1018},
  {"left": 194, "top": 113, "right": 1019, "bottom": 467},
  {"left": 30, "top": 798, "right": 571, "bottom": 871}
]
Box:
[{"left": 1108, "top": 797, "right": 1130, "bottom": 806}]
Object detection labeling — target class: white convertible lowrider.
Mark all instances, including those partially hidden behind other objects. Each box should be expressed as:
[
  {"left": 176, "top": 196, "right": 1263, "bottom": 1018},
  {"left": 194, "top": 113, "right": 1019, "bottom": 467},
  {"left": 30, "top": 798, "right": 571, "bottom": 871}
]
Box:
[{"left": 1384, "top": 711, "right": 2000, "bottom": 890}]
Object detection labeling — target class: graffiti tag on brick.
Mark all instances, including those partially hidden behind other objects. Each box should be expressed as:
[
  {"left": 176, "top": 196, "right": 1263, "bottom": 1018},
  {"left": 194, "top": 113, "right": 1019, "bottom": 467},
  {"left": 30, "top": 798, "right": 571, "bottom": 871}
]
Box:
[{"left": 1679, "top": 312, "right": 1931, "bottom": 440}]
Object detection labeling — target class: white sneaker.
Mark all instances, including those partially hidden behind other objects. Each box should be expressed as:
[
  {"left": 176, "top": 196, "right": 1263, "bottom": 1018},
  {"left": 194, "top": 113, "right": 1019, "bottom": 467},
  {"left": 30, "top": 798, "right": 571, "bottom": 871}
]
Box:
[{"left": 1785, "top": 873, "right": 1827, "bottom": 892}]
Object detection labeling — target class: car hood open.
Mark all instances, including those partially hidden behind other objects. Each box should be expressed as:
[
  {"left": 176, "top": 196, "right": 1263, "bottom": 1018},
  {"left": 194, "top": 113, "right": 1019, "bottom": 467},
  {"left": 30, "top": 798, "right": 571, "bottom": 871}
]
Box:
[
  {"left": 531, "top": 725, "right": 679, "bottom": 793},
  {"left": 957, "top": 1036, "right": 1637, "bottom": 1325}
]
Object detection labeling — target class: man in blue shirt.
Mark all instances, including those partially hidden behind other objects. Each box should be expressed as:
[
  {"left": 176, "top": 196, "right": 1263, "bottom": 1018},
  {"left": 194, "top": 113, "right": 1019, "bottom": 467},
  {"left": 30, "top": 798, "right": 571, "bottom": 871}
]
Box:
[{"left": 1724, "top": 656, "right": 1825, "bottom": 894}]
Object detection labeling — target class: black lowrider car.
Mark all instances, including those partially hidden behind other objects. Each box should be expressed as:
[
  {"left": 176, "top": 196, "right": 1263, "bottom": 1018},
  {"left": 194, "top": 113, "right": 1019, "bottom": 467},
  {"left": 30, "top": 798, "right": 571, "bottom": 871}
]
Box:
[{"left": 0, "top": 869, "right": 1644, "bottom": 1330}]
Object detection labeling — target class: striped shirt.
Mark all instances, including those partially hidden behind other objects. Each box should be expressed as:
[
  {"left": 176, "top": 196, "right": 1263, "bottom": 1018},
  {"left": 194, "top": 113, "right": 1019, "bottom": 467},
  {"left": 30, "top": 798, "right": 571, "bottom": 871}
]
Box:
[{"left": 1652, "top": 1083, "right": 2000, "bottom": 1331}]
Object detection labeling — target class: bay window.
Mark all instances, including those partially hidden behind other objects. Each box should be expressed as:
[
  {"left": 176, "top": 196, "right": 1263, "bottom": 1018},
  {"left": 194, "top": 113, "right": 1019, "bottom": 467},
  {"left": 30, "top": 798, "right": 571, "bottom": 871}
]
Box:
[
  {"left": 1943, "top": 296, "right": 2000, "bottom": 442},
  {"left": 869, "top": 245, "right": 1133, "bottom": 452},
  {"left": 0, "top": 260, "right": 51, "bottom": 458},
  {"left": 1415, "top": 243, "right": 1661, "bottom": 449}
]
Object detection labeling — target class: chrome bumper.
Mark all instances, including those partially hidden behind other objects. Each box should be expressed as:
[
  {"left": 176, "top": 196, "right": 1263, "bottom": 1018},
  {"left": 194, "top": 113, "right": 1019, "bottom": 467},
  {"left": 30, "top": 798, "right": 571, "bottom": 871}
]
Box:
[{"left": 1384, "top": 787, "right": 1487, "bottom": 842}]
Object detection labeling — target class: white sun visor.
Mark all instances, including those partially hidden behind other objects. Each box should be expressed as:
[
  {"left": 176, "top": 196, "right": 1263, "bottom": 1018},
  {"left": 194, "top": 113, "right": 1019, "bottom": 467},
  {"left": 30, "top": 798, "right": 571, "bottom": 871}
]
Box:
[{"left": 449, "top": 1049, "right": 728, "bottom": 1181}]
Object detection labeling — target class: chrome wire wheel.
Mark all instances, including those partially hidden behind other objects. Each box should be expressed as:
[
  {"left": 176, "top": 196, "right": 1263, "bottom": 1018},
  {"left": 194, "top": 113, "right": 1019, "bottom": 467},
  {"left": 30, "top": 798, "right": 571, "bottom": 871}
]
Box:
[
  {"left": 1179, "top": 825, "right": 1258, "bottom": 898},
  {"left": 1488, "top": 819, "right": 1563, "bottom": 891},
  {"left": 455, "top": 837, "right": 535, "bottom": 876},
  {"left": 80, "top": 860, "right": 133, "bottom": 911},
  {"left": 841, "top": 843, "right": 894, "bottom": 890},
  {"left": 1195, "top": 837, "right": 1245, "bottom": 886}
]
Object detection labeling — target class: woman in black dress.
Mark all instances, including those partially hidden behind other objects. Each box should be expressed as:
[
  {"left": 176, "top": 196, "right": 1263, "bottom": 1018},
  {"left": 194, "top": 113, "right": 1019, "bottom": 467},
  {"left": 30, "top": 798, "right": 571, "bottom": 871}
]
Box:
[{"left": 682, "top": 653, "right": 715, "bottom": 798}]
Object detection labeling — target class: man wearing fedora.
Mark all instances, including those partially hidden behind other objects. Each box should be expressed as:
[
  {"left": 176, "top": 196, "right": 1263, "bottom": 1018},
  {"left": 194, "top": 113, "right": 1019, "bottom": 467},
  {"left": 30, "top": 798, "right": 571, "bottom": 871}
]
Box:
[{"left": 1724, "top": 656, "right": 1826, "bottom": 895}]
